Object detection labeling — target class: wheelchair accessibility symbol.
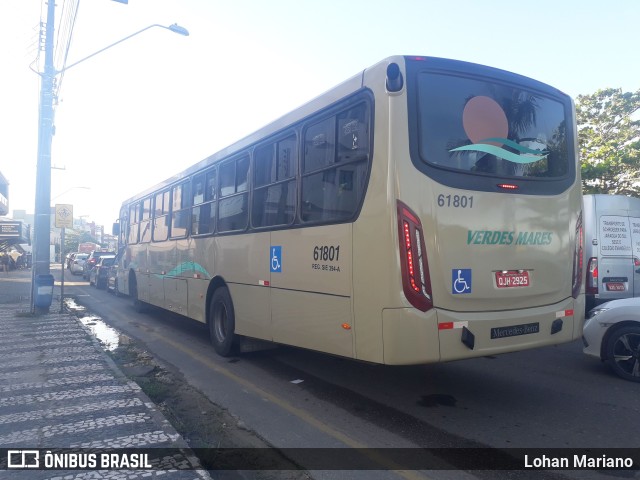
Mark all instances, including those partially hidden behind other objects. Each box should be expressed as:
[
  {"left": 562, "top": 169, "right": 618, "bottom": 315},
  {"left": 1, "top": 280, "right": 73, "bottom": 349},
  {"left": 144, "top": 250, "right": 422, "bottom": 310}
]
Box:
[
  {"left": 270, "top": 246, "right": 282, "bottom": 273},
  {"left": 452, "top": 269, "right": 472, "bottom": 294}
]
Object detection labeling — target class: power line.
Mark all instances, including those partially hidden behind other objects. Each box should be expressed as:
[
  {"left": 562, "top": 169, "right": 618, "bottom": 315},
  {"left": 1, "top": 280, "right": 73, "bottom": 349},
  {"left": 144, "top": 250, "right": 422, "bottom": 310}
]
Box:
[{"left": 53, "top": 0, "right": 81, "bottom": 106}]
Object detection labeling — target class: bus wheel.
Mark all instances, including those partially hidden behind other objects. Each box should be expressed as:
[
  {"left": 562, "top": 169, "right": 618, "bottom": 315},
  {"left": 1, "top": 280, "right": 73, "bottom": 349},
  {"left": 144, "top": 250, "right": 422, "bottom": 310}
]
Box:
[
  {"left": 114, "top": 279, "right": 121, "bottom": 297},
  {"left": 209, "top": 287, "right": 237, "bottom": 357},
  {"left": 605, "top": 325, "right": 640, "bottom": 383},
  {"left": 130, "top": 276, "right": 147, "bottom": 313}
]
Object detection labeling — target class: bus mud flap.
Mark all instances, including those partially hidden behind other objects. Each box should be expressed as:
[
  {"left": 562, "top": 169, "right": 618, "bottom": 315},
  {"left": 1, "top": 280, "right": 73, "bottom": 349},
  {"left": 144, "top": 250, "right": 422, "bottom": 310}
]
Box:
[
  {"left": 550, "top": 319, "right": 563, "bottom": 335},
  {"left": 461, "top": 327, "right": 475, "bottom": 350}
]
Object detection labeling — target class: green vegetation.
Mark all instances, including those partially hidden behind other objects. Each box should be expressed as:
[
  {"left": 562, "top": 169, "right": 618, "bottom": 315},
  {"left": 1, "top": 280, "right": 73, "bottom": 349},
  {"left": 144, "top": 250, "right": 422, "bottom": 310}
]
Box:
[{"left": 576, "top": 88, "right": 640, "bottom": 196}]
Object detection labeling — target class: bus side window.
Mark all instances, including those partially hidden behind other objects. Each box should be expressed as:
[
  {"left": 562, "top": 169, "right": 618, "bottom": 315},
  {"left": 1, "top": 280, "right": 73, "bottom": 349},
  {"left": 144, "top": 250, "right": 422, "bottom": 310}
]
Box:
[
  {"left": 218, "top": 156, "right": 249, "bottom": 232},
  {"left": 302, "top": 102, "right": 370, "bottom": 223},
  {"left": 139, "top": 197, "right": 152, "bottom": 243},
  {"left": 152, "top": 190, "right": 170, "bottom": 242},
  {"left": 337, "top": 104, "right": 369, "bottom": 163},
  {"left": 118, "top": 207, "right": 128, "bottom": 247},
  {"left": 219, "top": 162, "right": 236, "bottom": 197},
  {"left": 171, "top": 181, "right": 190, "bottom": 238},
  {"left": 128, "top": 203, "right": 139, "bottom": 244},
  {"left": 191, "top": 168, "right": 216, "bottom": 236},
  {"left": 304, "top": 117, "right": 335, "bottom": 174},
  {"left": 252, "top": 134, "right": 297, "bottom": 228}
]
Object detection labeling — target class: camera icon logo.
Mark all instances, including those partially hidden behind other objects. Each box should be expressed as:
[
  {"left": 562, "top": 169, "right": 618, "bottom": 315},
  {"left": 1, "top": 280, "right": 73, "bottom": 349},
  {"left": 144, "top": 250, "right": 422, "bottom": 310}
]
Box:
[{"left": 7, "top": 450, "right": 40, "bottom": 468}]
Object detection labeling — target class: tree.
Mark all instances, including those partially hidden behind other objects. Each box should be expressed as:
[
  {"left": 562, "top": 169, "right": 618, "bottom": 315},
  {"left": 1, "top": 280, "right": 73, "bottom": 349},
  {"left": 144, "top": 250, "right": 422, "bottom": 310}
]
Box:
[{"left": 576, "top": 88, "right": 640, "bottom": 196}]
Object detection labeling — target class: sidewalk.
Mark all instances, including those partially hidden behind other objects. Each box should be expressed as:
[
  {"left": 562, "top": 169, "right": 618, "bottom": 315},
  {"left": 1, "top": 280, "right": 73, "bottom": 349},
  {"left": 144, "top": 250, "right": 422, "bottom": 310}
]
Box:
[{"left": 0, "top": 267, "right": 211, "bottom": 479}]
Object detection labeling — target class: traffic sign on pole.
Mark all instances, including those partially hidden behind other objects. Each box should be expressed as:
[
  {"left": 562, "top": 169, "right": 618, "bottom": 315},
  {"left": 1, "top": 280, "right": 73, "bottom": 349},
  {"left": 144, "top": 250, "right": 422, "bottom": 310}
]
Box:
[{"left": 55, "top": 204, "right": 73, "bottom": 229}]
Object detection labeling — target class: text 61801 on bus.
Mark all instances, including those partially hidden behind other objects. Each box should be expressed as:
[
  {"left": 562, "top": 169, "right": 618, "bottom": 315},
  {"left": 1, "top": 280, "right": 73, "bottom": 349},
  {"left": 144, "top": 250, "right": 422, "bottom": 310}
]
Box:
[{"left": 111, "top": 55, "right": 585, "bottom": 365}]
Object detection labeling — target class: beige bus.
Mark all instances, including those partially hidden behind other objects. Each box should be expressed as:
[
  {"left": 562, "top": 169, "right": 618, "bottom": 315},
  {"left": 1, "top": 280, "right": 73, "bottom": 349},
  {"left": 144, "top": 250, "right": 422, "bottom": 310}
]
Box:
[{"left": 112, "top": 55, "right": 585, "bottom": 364}]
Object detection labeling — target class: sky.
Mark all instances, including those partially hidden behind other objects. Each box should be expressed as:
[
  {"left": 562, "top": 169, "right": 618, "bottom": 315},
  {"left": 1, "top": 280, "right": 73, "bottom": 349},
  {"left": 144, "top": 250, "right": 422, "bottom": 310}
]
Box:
[{"left": 2, "top": 0, "right": 639, "bottom": 231}]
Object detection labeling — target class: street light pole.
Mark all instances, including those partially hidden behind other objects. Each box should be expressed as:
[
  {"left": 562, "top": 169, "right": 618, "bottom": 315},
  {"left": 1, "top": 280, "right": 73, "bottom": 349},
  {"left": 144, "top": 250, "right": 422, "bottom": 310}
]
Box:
[
  {"left": 31, "top": 1, "right": 189, "bottom": 313},
  {"left": 60, "top": 24, "right": 189, "bottom": 74}
]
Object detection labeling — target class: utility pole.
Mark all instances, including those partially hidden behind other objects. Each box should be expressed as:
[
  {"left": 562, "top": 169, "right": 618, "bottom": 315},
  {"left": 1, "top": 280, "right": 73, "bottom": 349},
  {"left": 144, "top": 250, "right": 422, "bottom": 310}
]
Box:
[
  {"left": 29, "top": 1, "right": 186, "bottom": 314},
  {"left": 31, "top": 0, "right": 56, "bottom": 313}
]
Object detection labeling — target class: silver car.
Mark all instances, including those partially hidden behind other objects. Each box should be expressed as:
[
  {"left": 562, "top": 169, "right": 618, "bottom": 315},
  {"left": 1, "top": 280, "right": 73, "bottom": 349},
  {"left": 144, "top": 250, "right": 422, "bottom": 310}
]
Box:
[
  {"left": 70, "top": 253, "right": 89, "bottom": 275},
  {"left": 583, "top": 297, "right": 640, "bottom": 382}
]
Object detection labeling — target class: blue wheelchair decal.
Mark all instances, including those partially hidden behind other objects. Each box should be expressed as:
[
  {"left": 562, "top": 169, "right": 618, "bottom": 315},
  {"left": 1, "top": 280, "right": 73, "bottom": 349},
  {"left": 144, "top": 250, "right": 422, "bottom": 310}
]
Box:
[
  {"left": 452, "top": 269, "right": 472, "bottom": 294},
  {"left": 270, "top": 246, "right": 282, "bottom": 273}
]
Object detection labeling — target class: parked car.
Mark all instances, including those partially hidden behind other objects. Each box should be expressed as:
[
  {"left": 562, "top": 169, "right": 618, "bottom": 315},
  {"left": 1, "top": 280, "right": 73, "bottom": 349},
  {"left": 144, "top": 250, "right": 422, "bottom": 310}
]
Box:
[
  {"left": 583, "top": 297, "right": 640, "bottom": 382},
  {"left": 89, "top": 255, "right": 116, "bottom": 289},
  {"left": 106, "top": 248, "right": 125, "bottom": 296},
  {"left": 70, "top": 253, "right": 89, "bottom": 275},
  {"left": 106, "top": 263, "right": 120, "bottom": 296},
  {"left": 83, "top": 250, "right": 115, "bottom": 279}
]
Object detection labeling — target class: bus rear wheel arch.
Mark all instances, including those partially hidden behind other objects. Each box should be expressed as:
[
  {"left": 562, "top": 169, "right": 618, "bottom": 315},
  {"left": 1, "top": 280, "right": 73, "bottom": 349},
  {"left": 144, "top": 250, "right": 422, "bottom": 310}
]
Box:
[{"left": 208, "top": 286, "right": 238, "bottom": 357}]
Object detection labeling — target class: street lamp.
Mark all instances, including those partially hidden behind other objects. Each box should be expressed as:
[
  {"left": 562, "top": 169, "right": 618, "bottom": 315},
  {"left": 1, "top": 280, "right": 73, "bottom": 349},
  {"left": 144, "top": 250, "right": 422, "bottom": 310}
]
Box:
[{"left": 32, "top": 1, "right": 189, "bottom": 313}]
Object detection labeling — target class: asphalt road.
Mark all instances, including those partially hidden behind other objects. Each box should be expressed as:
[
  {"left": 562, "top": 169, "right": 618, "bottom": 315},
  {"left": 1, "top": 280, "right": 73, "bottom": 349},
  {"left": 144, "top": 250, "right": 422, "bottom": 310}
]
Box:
[{"left": 58, "top": 266, "right": 640, "bottom": 480}]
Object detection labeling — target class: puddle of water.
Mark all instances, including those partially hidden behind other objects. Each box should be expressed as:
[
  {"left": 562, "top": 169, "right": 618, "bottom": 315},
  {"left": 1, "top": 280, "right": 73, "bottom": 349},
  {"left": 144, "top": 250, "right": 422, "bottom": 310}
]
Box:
[
  {"left": 64, "top": 298, "right": 86, "bottom": 312},
  {"left": 79, "top": 315, "right": 121, "bottom": 351},
  {"left": 64, "top": 297, "right": 125, "bottom": 351}
]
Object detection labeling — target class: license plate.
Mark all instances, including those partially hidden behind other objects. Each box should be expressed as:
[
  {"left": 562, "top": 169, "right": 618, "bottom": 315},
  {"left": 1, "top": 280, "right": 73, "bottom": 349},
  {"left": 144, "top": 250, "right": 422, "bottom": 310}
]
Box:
[
  {"left": 606, "top": 282, "right": 626, "bottom": 292},
  {"left": 495, "top": 270, "right": 529, "bottom": 288}
]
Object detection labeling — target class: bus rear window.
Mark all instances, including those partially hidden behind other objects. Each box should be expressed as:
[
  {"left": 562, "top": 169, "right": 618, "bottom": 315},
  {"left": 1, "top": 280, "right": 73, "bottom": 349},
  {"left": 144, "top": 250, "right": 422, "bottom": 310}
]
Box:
[{"left": 417, "top": 73, "right": 569, "bottom": 179}]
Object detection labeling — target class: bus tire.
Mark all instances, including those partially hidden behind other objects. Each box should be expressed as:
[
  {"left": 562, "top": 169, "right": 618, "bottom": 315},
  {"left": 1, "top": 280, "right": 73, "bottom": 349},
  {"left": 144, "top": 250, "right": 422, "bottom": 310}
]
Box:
[
  {"left": 605, "top": 324, "right": 640, "bottom": 383},
  {"left": 209, "top": 287, "right": 238, "bottom": 357},
  {"left": 130, "top": 276, "right": 147, "bottom": 313}
]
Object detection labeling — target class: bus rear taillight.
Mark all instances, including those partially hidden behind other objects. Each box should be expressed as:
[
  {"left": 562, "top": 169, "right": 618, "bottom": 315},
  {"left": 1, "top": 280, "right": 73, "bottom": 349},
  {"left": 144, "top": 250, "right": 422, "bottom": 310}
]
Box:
[
  {"left": 397, "top": 201, "right": 433, "bottom": 312},
  {"left": 586, "top": 257, "right": 598, "bottom": 295},
  {"left": 571, "top": 212, "right": 584, "bottom": 299}
]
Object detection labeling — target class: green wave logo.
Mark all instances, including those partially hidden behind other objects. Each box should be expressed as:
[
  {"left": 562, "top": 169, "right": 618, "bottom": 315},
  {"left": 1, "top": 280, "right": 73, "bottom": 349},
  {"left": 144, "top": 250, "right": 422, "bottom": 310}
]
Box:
[
  {"left": 152, "top": 262, "right": 211, "bottom": 279},
  {"left": 449, "top": 137, "right": 547, "bottom": 164}
]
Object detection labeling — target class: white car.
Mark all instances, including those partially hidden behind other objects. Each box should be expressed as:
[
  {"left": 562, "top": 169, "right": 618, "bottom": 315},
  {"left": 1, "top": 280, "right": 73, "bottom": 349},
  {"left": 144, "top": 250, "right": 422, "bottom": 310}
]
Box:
[
  {"left": 70, "top": 253, "right": 89, "bottom": 275},
  {"left": 583, "top": 297, "right": 640, "bottom": 382}
]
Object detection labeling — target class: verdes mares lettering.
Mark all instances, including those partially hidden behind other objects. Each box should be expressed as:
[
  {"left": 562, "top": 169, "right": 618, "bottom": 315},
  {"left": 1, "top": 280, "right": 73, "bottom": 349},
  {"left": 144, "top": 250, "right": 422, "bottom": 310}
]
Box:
[{"left": 467, "top": 230, "right": 553, "bottom": 246}]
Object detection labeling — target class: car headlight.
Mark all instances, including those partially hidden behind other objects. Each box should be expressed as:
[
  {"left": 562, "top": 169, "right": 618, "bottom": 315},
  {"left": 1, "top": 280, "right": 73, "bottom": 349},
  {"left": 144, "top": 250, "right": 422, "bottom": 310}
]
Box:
[{"left": 586, "top": 307, "right": 609, "bottom": 320}]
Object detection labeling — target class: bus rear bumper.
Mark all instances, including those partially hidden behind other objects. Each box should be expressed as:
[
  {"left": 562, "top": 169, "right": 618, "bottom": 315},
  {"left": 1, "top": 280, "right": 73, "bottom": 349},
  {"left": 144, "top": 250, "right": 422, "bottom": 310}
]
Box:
[
  {"left": 381, "top": 295, "right": 585, "bottom": 365},
  {"left": 437, "top": 295, "right": 585, "bottom": 363}
]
